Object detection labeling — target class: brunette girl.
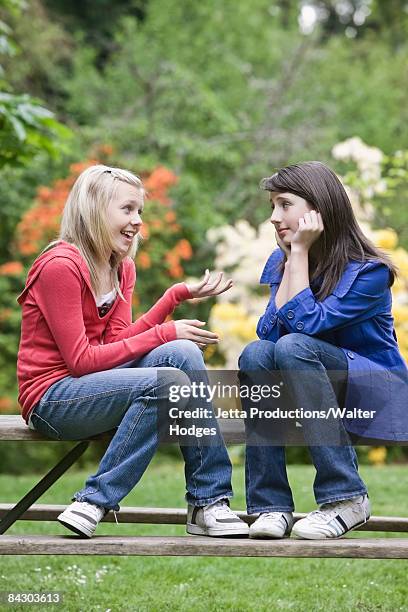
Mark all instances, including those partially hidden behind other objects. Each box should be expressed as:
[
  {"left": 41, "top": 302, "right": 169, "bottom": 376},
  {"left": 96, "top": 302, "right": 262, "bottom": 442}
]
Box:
[{"left": 239, "top": 161, "right": 407, "bottom": 540}]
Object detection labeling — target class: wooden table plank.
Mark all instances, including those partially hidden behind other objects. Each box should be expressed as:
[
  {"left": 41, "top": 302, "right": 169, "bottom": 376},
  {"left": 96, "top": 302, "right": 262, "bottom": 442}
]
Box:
[
  {"left": 0, "top": 535, "right": 407, "bottom": 558},
  {"left": 2, "top": 415, "right": 406, "bottom": 445},
  {"left": 0, "top": 415, "right": 244, "bottom": 443},
  {"left": 0, "top": 415, "right": 111, "bottom": 442},
  {"left": 1, "top": 504, "right": 407, "bottom": 532}
]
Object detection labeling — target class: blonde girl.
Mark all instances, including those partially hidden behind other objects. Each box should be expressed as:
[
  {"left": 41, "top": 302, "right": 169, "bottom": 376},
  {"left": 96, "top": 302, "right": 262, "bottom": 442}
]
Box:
[{"left": 17, "top": 165, "right": 249, "bottom": 538}]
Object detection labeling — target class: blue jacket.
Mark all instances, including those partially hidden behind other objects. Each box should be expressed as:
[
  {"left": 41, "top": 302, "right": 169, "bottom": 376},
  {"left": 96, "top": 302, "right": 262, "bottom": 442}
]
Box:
[{"left": 257, "top": 248, "right": 408, "bottom": 442}]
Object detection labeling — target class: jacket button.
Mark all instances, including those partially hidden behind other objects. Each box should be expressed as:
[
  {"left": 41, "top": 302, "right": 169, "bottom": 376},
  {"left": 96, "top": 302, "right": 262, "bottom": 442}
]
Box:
[
  {"left": 347, "top": 351, "right": 355, "bottom": 359},
  {"left": 270, "top": 315, "right": 276, "bottom": 325},
  {"left": 296, "top": 321, "right": 304, "bottom": 331},
  {"left": 261, "top": 325, "right": 268, "bottom": 336},
  {"left": 287, "top": 310, "right": 295, "bottom": 319}
]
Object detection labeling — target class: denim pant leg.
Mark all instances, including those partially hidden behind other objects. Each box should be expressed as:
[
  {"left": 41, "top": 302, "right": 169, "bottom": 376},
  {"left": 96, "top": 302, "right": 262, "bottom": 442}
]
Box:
[
  {"left": 274, "top": 333, "right": 368, "bottom": 505},
  {"left": 30, "top": 366, "right": 193, "bottom": 510},
  {"left": 239, "top": 340, "right": 294, "bottom": 513},
  {"left": 30, "top": 341, "right": 232, "bottom": 509},
  {"left": 117, "top": 339, "right": 233, "bottom": 507},
  {"left": 239, "top": 336, "right": 368, "bottom": 513}
]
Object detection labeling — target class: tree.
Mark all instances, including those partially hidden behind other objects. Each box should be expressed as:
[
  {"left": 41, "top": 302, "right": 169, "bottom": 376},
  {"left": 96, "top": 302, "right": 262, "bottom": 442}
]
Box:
[
  {"left": 0, "top": 0, "right": 71, "bottom": 168},
  {"left": 0, "top": 0, "right": 74, "bottom": 261},
  {"left": 42, "top": 0, "right": 148, "bottom": 64},
  {"left": 305, "top": 0, "right": 408, "bottom": 48}
]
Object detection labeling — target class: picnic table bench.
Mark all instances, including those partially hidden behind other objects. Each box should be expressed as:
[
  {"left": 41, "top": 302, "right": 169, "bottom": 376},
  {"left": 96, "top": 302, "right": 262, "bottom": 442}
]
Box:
[{"left": 1, "top": 415, "right": 407, "bottom": 558}]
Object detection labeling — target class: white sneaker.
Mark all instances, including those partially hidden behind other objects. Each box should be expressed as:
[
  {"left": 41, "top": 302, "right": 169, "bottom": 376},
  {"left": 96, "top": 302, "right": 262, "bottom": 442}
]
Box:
[
  {"left": 292, "top": 494, "right": 371, "bottom": 540},
  {"left": 187, "top": 499, "right": 249, "bottom": 537},
  {"left": 249, "top": 512, "right": 294, "bottom": 539},
  {"left": 57, "top": 501, "right": 108, "bottom": 538}
]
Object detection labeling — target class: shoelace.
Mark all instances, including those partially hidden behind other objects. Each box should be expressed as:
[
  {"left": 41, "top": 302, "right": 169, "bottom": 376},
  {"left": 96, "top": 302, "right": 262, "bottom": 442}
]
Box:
[
  {"left": 309, "top": 497, "right": 364, "bottom": 523},
  {"left": 260, "top": 512, "right": 287, "bottom": 521},
  {"left": 308, "top": 505, "right": 341, "bottom": 523},
  {"left": 208, "top": 501, "right": 233, "bottom": 518},
  {"left": 79, "top": 501, "right": 104, "bottom": 519},
  {"left": 79, "top": 501, "right": 116, "bottom": 524}
]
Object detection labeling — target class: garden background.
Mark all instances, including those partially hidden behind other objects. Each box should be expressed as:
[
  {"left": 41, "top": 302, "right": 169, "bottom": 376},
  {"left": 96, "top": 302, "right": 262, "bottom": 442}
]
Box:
[{"left": 0, "top": 1, "right": 407, "bottom": 609}]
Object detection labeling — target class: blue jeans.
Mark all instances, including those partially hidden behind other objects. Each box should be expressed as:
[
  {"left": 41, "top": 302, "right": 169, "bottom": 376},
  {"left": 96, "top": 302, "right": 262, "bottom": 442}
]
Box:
[
  {"left": 29, "top": 340, "right": 233, "bottom": 511},
  {"left": 239, "top": 334, "right": 368, "bottom": 513}
]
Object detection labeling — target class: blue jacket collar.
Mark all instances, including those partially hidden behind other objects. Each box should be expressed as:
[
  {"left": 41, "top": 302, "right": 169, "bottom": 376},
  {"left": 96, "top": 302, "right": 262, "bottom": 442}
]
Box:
[{"left": 260, "top": 248, "right": 367, "bottom": 298}]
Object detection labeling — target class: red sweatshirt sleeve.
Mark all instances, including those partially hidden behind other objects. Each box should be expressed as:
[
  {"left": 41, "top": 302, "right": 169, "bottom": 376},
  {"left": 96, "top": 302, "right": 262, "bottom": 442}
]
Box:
[
  {"left": 32, "top": 257, "right": 177, "bottom": 377},
  {"left": 103, "top": 259, "right": 192, "bottom": 343}
]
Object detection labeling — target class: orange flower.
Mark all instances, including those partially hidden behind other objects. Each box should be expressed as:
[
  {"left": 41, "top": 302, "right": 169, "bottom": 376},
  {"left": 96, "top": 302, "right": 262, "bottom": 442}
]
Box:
[
  {"left": 165, "top": 251, "right": 183, "bottom": 279},
  {"left": 164, "top": 211, "right": 176, "bottom": 223},
  {"left": 174, "top": 265, "right": 184, "bottom": 278},
  {"left": 145, "top": 166, "right": 178, "bottom": 190},
  {"left": 18, "top": 241, "right": 37, "bottom": 256},
  {"left": 168, "top": 264, "right": 183, "bottom": 278},
  {"left": 144, "top": 166, "right": 178, "bottom": 204},
  {"left": 0, "top": 308, "right": 12, "bottom": 322},
  {"left": 175, "top": 239, "right": 193, "bottom": 260},
  {"left": 165, "top": 251, "right": 179, "bottom": 265},
  {"left": 0, "top": 397, "right": 13, "bottom": 412},
  {"left": 0, "top": 261, "right": 24, "bottom": 276},
  {"left": 137, "top": 251, "right": 151, "bottom": 269},
  {"left": 95, "top": 144, "right": 114, "bottom": 157},
  {"left": 37, "top": 187, "right": 52, "bottom": 202},
  {"left": 69, "top": 160, "right": 100, "bottom": 176},
  {"left": 140, "top": 224, "right": 149, "bottom": 240}
]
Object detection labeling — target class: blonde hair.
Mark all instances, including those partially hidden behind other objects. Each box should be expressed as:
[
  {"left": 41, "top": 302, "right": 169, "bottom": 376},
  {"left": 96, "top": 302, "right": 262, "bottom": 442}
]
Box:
[{"left": 40, "top": 164, "right": 145, "bottom": 301}]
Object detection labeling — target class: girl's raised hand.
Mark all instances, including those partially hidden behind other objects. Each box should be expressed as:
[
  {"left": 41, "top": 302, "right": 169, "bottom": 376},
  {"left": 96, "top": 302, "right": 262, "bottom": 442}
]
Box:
[
  {"left": 186, "top": 270, "right": 233, "bottom": 299},
  {"left": 291, "top": 210, "right": 324, "bottom": 252},
  {"left": 174, "top": 319, "right": 219, "bottom": 345}
]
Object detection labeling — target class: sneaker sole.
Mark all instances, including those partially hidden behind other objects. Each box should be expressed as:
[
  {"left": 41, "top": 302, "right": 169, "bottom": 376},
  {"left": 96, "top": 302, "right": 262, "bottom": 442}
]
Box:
[
  {"left": 57, "top": 514, "right": 94, "bottom": 538},
  {"left": 249, "top": 530, "right": 291, "bottom": 539},
  {"left": 186, "top": 523, "right": 249, "bottom": 537}
]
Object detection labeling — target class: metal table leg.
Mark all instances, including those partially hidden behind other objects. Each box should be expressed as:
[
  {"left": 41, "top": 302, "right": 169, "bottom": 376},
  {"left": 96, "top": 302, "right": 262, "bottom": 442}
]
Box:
[{"left": 0, "top": 441, "right": 90, "bottom": 534}]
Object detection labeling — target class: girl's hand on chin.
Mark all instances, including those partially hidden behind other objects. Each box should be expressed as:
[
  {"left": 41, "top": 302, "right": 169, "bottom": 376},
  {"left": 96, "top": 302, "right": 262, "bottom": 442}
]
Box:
[
  {"left": 186, "top": 270, "right": 233, "bottom": 299},
  {"left": 291, "top": 210, "right": 324, "bottom": 252}
]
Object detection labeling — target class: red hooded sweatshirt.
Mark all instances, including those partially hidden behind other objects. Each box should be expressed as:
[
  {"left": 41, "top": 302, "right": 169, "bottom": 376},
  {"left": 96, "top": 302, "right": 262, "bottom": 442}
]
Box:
[{"left": 17, "top": 241, "right": 191, "bottom": 422}]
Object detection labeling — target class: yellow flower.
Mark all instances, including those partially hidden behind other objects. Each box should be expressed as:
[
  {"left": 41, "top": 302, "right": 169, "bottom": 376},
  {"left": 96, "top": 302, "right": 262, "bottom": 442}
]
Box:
[
  {"left": 395, "top": 327, "right": 408, "bottom": 361},
  {"left": 392, "top": 305, "right": 408, "bottom": 325},
  {"left": 392, "top": 278, "right": 407, "bottom": 296},
  {"left": 209, "top": 303, "right": 258, "bottom": 355},
  {"left": 373, "top": 228, "right": 398, "bottom": 250},
  {"left": 202, "top": 344, "right": 217, "bottom": 359},
  {"left": 368, "top": 446, "right": 387, "bottom": 466},
  {"left": 392, "top": 248, "right": 408, "bottom": 278},
  {"left": 211, "top": 303, "right": 246, "bottom": 321}
]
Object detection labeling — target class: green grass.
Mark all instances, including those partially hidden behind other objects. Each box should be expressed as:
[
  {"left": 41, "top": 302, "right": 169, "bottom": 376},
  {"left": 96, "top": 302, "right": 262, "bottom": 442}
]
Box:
[{"left": 0, "top": 459, "right": 407, "bottom": 612}]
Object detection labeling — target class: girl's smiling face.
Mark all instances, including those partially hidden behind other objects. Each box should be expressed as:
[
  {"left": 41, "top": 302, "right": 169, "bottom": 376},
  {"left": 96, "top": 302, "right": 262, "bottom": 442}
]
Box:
[
  {"left": 107, "top": 181, "right": 144, "bottom": 256},
  {"left": 269, "top": 191, "right": 314, "bottom": 246}
]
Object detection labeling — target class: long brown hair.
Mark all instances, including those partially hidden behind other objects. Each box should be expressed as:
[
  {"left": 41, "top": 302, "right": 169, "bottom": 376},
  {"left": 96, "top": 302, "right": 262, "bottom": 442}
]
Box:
[{"left": 260, "top": 161, "right": 397, "bottom": 300}]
